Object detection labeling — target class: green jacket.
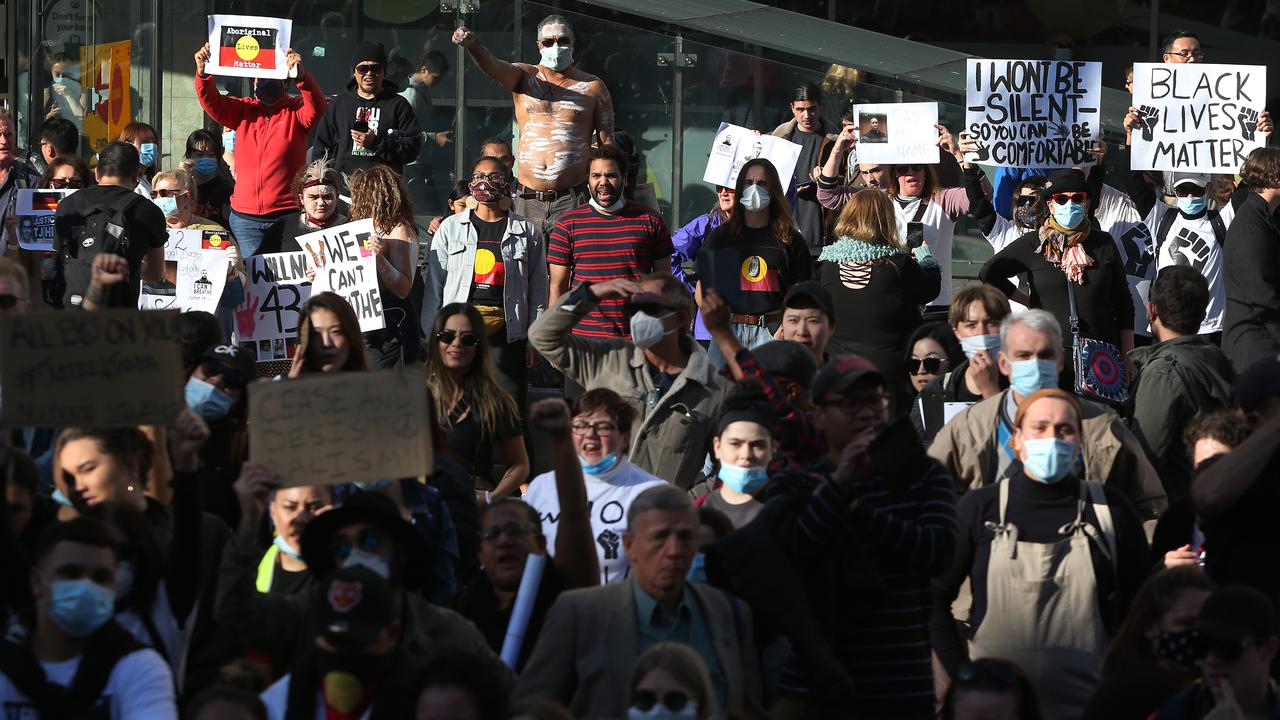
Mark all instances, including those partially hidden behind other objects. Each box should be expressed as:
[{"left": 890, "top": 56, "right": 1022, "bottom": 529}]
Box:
[
  {"left": 1130, "top": 335, "right": 1235, "bottom": 500},
  {"left": 528, "top": 292, "right": 727, "bottom": 489}
]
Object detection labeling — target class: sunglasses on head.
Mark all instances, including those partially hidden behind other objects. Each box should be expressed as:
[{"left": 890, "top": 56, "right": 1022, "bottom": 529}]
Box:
[
  {"left": 1173, "top": 184, "right": 1206, "bottom": 198},
  {"left": 1014, "top": 195, "right": 1039, "bottom": 207},
  {"left": 906, "top": 356, "right": 946, "bottom": 375},
  {"left": 355, "top": 63, "right": 383, "bottom": 75},
  {"left": 538, "top": 36, "right": 572, "bottom": 47},
  {"left": 1051, "top": 192, "right": 1088, "bottom": 205},
  {"left": 436, "top": 329, "right": 480, "bottom": 347},
  {"left": 631, "top": 690, "right": 692, "bottom": 714}
]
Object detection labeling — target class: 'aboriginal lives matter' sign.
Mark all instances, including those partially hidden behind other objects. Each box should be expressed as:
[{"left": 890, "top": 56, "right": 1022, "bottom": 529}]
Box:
[
  {"left": 965, "top": 59, "right": 1102, "bottom": 168},
  {"left": 1130, "top": 62, "right": 1267, "bottom": 173}
]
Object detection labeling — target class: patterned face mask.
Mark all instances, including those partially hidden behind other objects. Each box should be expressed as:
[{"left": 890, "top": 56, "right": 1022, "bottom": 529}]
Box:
[{"left": 1157, "top": 629, "right": 1200, "bottom": 673}]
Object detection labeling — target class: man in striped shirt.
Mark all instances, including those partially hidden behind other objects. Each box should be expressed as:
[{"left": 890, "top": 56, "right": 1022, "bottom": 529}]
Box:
[{"left": 548, "top": 145, "right": 672, "bottom": 339}]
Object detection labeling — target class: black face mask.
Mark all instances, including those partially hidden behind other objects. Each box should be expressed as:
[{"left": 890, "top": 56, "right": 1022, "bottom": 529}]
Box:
[
  {"left": 1014, "top": 204, "right": 1046, "bottom": 229},
  {"left": 1158, "top": 629, "right": 1201, "bottom": 673}
]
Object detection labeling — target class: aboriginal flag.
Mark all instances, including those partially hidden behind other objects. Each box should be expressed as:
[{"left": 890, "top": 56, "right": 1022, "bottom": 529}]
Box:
[
  {"left": 31, "top": 191, "right": 62, "bottom": 212},
  {"left": 739, "top": 255, "right": 779, "bottom": 292},
  {"left": 473, "top": 248, "right": 505, "bottom": 286},
  {"left": 218, "top": 26, "right": 277, "bottom": 70},
  {"left": 203, "top": 232, "right": 229, "bottom": 250}
]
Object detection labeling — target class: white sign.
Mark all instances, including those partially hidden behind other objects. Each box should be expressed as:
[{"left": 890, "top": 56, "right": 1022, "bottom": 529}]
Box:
[
  {"left": 235, "top": 252, "right": 312, "bottom": 345},
  {"left": 702, "top": 123, "right": 802, "bottom": 188},
  {"left": 205, "top": 14, "right": 292, "bottom": 80},
  {"left": 15, "top": 189, "right": 73, "bottom": 251},
  {"left": 852, "top": 102, "right": 940, "bottom": 165},
  {"left": 138, "top": 285, "right": 178, "bottom": 311},
  {"left": 297, "top": 219, "right": 385, "bottom": 333},
  {"left": 964, "top": 59, "right": 1103, "bottom": 168},
  {"left": 1130, "top": 62, "right": 1268, "bottom": 173},
  {"left": 178, "top": 251, "right": 229, "bottom": 314}
]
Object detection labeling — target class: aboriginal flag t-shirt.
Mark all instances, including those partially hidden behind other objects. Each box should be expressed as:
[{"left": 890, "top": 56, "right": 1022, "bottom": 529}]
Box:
[
  {"left": 469, "top": 211, "right": 509, "bottom": 306},
  {"left": 695, "top": 223, "right": 813, "bottom": 316},
  {"left": 218, "top": 24, "right": 277, "bottom": 72}
]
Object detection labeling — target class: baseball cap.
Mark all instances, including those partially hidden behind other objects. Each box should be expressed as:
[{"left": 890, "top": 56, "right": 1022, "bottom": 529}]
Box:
[
  {"left": 809, "top": 354, "right": 883, "bottom": 403},
  {"left": 1166, "top": 171, "right": 1211, "bottom": 190},
  {"left": 784, "top": 281, "right": 835, "bottom": 324},
  {"left": 312, "top": 565, "right": 393, "bottom": 645},
  {"left": 1197, "top": 585, "right": 1279, "bottom": 646},
  {"left": 752, "top": 341, "right": 818, "bottom": 388},
  {"left": 197, "top": 344, "right": 255, "bottom": 387},
  {"left": 1235, "top": 354, "right": 1280, "bottom": 413}
]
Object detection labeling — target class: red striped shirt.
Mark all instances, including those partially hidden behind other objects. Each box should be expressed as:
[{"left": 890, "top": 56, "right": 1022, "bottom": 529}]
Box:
[{"left": 549, "top": 203, "right": 673, "bottom": 338}]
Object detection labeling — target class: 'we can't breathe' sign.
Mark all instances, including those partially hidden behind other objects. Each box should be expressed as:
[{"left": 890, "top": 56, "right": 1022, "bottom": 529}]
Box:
[{"left": 1130, "top": 62, "right": 1267, "bottom": 173}]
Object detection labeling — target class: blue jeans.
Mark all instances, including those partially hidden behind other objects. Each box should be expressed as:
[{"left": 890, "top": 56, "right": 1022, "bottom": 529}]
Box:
[
  {"left": 706, "top": 322, "right": 774, "bottom": 369},
  {"left": 228, "top": 209, "right": 292, "bottom": 257}
]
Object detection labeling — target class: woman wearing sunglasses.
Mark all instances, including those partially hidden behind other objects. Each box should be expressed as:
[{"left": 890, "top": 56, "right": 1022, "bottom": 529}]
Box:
[
  {"left": 424, "top": 155, "right": 547, "bottom": 409},
  {"left": 980, "top": 168, "right": 1135, "bottom": 383},
  {"left": 9, "top": 156, "right": 94, "bottom": 308},
  {"left": 347, "top": 164, "right": 421, "bottom": 367},
  {"left": 288, "top": 291, "right": 370, "bottom": 377},
  {"left": 627, "top": 642, "right": 718, "bottom": 720},
  {"left": 426, "top": 303, "right": 529, "bottom": 504},
  {"left": 902, "top": 321, "right": 963, "bottom": 397}
]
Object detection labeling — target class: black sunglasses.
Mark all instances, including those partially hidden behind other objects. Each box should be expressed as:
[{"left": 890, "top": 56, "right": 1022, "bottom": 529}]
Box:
[
  {"left": 479, "top": 522, "right": 537, "bottom": 542},
  {"left": 436, "top": 330, "right": 480, "bottom": 347},
  {"left": 538, "top": 36, "right": 572, "bottom": 47},
  {"left": 894, "top": 164, "right": 925, "bottom": 174},
  {"left": 1014, "top": 195, "right": 1039, "bottom": 207},
  {"left": 48, "top": 177, "right": 84, "bottom": 189},
  {"left": 906, "top": 357, "right": 946, "bottom": 375},
  {"left": 200, "top": 360, "right": 248, "bottom": 389},
  {"left": 331, "top": 527, "right": 383, "bottom": 562},
  {"left": 1173, "top": 185, "right": 1206, "bottom": 198},
  {"left": 625, "top": 302, "right": 671, "bottom": 317},
  {"left": 631, "top": 690, "right": 691, "bottom": 714},
  {"left": 355, "top": 63, "right": 383, "bottom": 75},
  {"left": 1192, "top": 630, "right": 1248, "bottom": 663}
]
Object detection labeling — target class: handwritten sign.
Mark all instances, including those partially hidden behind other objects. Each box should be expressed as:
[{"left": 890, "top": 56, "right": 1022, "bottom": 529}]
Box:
[
  {"left": 1130, "top": 62, "right": 1267, "bottom": 173},
  {"left": 852, "top": 102, "right": 940, "bottom": 165},
  {"left": 249, "top": 367, "right": 433, "bottom": 486},
  {"left": 297, "top": 219, "right": 385, "bottom": 333},
  {"left": 206, "top": 15, "right": 292, "bottom": 80},
  {"left": 702, "top": 123, "right": 802, "bottom": 187},
  {"left": 15, "top": 189, "right": 74, "bottom": 251},
  {"left": 965, "top": 59, "right": 1102, "bottom": 168},
  {"left": 0, "top": 310, "right": 183, "bottom": 427},
  {"left": 235, "top": 252, "right": 312, "bottom": 348}
]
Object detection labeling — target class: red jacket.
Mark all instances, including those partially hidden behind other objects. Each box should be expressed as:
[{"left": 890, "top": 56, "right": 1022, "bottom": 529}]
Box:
[{"left": 194, "top": 71, "right": 327, "bottom": 216}]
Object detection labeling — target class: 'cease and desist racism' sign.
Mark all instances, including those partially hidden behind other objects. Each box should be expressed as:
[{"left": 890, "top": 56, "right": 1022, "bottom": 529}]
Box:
[
  {"left": 206, "top": 14, "right": 292, "bottom": 79},
  {"left": 964, "top": 59, "right": 1102, "bottom": 168},
  {"left": 1130, "top": 62, "right": 1268, "bottom": 174}
]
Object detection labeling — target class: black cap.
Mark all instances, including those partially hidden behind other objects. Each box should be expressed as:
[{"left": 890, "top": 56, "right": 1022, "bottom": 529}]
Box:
[
  {"left": 752, "top": 341, "right": 818, "bottom": 388},
  {"left": 301, "top": 491, "right": 431, "bottom": 590},
  {"left": 1236, "top": 354, "right": 1280, "bottom": 413},
  {"left": 351, "top": 40, "right": 388, "bottom": 68},
  {"left": 809, "top": 354, "right": 883, "bottom": 403},
  {"left": 312, "top": 565, "right": 393, "bottom": 645},
  {"left": 1197, "top": 585, "right": 1279, "bottom": 645},
  {"left": 1043, "top": 168, "right": 1090, "bottom": 197},
  {"left": 197, "top": 344, "right": 255, "bottom": 387},
  {"left": 784, "top": 281, "right": 836, "bottom": 324}
]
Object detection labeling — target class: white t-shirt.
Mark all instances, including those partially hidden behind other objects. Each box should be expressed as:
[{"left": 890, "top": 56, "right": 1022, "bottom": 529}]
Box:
[
  {"left": 0, "top": 648, "right": 177, "bottom": 720},
  {"left": 260, "top": 675, "right": 374, "bottom": 720},
  {"left": 523, "top": 460, "right": 666, "bottom": 585},
  {"left": 115, "top": 583, "right": 190, "bottom": 691},
  {"left": 892, "top": 196, "right": 953, "bottom": 306},
  {"left": 1145, "top": 201, "right": 1235, "bottom": 334}
]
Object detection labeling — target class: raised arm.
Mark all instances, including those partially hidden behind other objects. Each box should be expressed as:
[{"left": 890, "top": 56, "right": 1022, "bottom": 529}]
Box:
[
  {"left": 165, "top": 409, "right": 213, "bottom": 624},
  {"left": 453, "top": 26, "right": 527, "bottom": 92},
  {"left": 529, "top": 399, "right": 599, "bottom": 589},
  {"left": 593, "top": 81, "right": 615, "bottom": 148},
  {"left": 1193, "top": 411, "right": 1280, "bottom": 516}
]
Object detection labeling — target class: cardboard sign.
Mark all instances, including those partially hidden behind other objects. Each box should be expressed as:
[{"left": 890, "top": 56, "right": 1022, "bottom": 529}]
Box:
[
  {"left": 964, "top": 59, "right": 1102, "bottom": 168},
  {"left": 852, "top": 102, "right": 940, "bottom": 165},
  {"left": 206, "top": 15, "right": 292, "bottom": 79},
  {"left": 15, "top": 189, "right": 74, "bottom": 251},
  {"left": 249, "top": 367, "right": 433, "bottom": 486},
  {"left": 235, "top": 252, "right": 313, "bottom": 347},
  {"left": 702, "top": 123, "right": 802, "bottom": 187},
  {"left": 1130, "top": 62, "right": 1268, "bottom": 173},
  {"left": 297, "top": 219, "right": 385, "bottom": 333},
  {"left": 0, "top": 310, "right": 183, "bottom": 427}
]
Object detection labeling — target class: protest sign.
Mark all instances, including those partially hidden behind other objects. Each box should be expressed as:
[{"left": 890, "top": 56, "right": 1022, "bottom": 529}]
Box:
[
  {"left": 964, "top": 59, "right": 1102, "bottom": 168},
  {"left": 249, "top": 366, "right": 433, "bottom": 486},
  {"left": 15, "top": 189, "right": 73, "bottom": 251},
  {"left": 852, "top": 102, "right": 940, "bottom": 165},
  {"left": 178, "top": 251, "right": 229, "bottom": 314},
  {"left": 235, "top": 252, "right": 312, "bottom": 360},
  {"left": 0, "top": 310, "right": 183, "bottom": 427},
  {"left": 206, "top": 15, "right": 292, "bottom": 79},
  {"left": 297, "top": 219, "right": 385, "bottom": 333},
  {"left": 1130, "top": 62, "right": 1267, "bottom": 173},
  {"left": 702, "top": 123, "right": 802, "bottom": 187}
]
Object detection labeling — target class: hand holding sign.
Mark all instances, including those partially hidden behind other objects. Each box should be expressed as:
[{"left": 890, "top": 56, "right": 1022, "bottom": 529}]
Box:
[
  {"left": 195, "top": 42, "right": 211, "bottom": 75},
  {"left": 1130, "top": 63, "right": 1267, "bottom": 173},
  {"left": 206, "top": 15, "right": 292, "bottom": 80}
]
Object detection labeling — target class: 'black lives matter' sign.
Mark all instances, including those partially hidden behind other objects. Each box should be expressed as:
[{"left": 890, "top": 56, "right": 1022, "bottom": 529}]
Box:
[
  {"left": 965, "top": 59, "right": 1102, "bottom": 168},
  {"left": 1131, "top": 63, "right": 1267, "bottom": 174}
]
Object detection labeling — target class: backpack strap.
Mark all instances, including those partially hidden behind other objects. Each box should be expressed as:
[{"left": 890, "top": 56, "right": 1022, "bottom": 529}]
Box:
[
  {"left": 1208, "top": 209, "right": 1227, "bottom": 248},
  {"left": 1080, "top": 481, "right": 1118, "bottom": 574},
  {"left": 0, "top": 620, "right": 144, "bottom": 716},
  {"left": 1154, "top": 205, "right": 1179, "bottom": 253}
]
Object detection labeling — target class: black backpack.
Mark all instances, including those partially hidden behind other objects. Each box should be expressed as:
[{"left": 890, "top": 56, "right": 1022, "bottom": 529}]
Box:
[{"left": 59, "top": 192, "right": 145, "bottom": 308}]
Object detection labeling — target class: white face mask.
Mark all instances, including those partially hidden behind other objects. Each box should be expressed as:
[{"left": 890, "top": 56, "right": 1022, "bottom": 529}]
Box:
[
  {"left": 740, "top": 184, "right": 771, "bottom": 212},
  {"left": 539, "top": 44, "right": 573, "bottom": 72},
  {"left": 630, "top": 310, "right": 674, "bottom": 349}
]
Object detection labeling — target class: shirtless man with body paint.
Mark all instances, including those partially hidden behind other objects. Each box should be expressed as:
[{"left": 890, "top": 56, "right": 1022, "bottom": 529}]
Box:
[{"left": 454, "top": 15, "right": 615, "bottom": 236}]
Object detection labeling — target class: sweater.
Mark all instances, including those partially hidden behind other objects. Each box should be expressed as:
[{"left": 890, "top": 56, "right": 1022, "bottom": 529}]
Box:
[
  {"left": 1222, "top": 191, "right": 1280, "bottom": 372},
  {"left": 312, "top": 80, "right": 422, "bottom": 177}
]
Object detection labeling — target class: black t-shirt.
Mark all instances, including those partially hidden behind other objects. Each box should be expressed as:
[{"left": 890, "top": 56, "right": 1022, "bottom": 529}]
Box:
[
  {"left": 453, "top": 562, "right": 567, "bottom": 673},
  {"left": 469, "top": 211, "right": 508, "bottom": 306},
  {"left": 269, "top": 564, "right": 311, "bottom": 597},
  {"left": 696, "top": 223, "right": 813, "bottom": 316},
  {"left": 53, "top": 184, "right": 167, "bottom": 307},
  {"left": 1199, "top": 454, "right": 1280, "bottom": 600},
  {"left": 704, "top": 488, "right": 764, "bottom": 529},
  {"left": 444, "top": 398, "right": 522, "bottom": 486},
  {"left": 194, "top": 175, "right": 234, "bottom": 228}
]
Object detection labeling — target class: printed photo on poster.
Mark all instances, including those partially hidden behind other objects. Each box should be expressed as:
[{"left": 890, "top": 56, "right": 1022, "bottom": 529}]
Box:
[
  {"left": 206, "top": 14, "right": 292, "bottom": 79},
  {"left": 964, "top": 59, "right": 1102, "bottom": 168},
  {"left": 702, "top": 123, "right": 802, "bottom": 188},
  {"left": 851, "top": 102, "right": 940, "bottom": 165},
  {"left": 15, "top": 189, "right": 74, "bottom": 251}
]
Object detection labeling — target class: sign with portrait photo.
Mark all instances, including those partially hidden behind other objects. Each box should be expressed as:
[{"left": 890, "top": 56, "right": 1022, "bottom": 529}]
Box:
[
  {"left": 14, "top": 189, "right": 74, "bottom": 251},
  {"left": 851, "top": 102, "right": 940, "bottom": 165},
  {"left": 206, "top": 14, "right": 292, "bottom": 79},
  {"left": 701, "top": 123, "right": 802, "bottom": 188}
]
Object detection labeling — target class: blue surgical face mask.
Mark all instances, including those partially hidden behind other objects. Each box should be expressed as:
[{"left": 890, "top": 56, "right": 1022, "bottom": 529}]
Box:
[
  {"left": 153, "top": 195, "right": 179, "bottom": 218},
  {"left": 48, "top": 578, "right": 116, "bottom": 637},
  {"left": 1020, "top": 438, "right": 1078, "bottom": 483},
  {"left": 959, "top": 333, "right": 1002, "bottom": 360},
  {"left": 222, "top": 130, "right": 236, "bottom": 153},
  {"left": 1051, "top": 200, "right": 1087, "bottom": 230},
  {"left": 538, "top": 45, "right": 574, "bottom": 72},
  {"left": 1008, "top": 358, "right": 1058, "bottom": 397},
  {"left": 580, "top": 452, "right": 621, "bottom": 477},
  {"left": 718, "top": 463, "right": 768, "bottom": 494},
  {"left": 52, "top": 488, "right": 75, "bottom": 508},
  {"left": 273, "top": 534, "right": 302, "bottom": 560},
  {"left": 192, "top": 157, "right": 219, "bottom": 177},
  {"left": 185, "top": 376, "right": 235, "bottom": 420},
  {"left": 138, "top": 142, "right": 157, "bottom": 167},
  {"left": 1177, "top": 195, "right": 1208, "bottom": 216}
]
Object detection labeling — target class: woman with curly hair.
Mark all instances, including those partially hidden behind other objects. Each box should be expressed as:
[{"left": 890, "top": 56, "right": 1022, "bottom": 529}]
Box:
[{"left": 347, "top": 164, "right": 421, "bottom": 366}]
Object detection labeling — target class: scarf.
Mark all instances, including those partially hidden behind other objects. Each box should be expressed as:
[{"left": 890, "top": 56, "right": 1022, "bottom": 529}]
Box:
[
  {"left": 1037, "top": 218, "right": 1092, "bottom": 284},
  {"left": 818, "top": 235, "right": 904, "bottom": 264}
]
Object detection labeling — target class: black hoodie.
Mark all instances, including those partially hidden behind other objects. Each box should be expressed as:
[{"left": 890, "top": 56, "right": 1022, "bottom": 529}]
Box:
[{"left": 313, "top": 79, "right": 421, "bottom": 177}]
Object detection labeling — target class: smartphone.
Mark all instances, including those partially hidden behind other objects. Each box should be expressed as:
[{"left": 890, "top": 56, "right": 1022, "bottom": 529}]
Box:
[
  {"left": 905, "top": 222, "right": 925, "bottom": 250},
  {"left": 867, "top": 416, "right": 928, "bottom": 488},
  {"left": 353, "top": 120, "right": 370, "bottom": 133}
]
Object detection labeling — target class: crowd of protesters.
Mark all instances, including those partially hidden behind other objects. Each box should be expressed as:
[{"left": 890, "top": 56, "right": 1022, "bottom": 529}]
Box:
[{"left": 4, "top": 18, "right": 1280, "bottom": 720}]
